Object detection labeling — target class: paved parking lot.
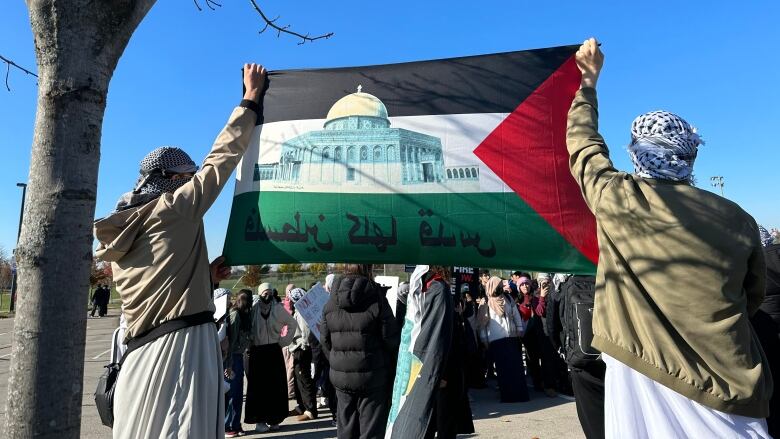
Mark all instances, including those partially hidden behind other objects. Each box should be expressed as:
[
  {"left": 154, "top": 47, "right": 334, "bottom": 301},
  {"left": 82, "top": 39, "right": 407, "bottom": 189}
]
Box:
[{"left": 0, "top": 314, "right": 585, "bottom": 438}]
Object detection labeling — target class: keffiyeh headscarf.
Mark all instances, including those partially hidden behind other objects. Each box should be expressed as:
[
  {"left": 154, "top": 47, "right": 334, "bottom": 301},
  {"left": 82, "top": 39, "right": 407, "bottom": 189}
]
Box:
[
  {"left": 287, "top": 287, "right": 306, "bottom": 304},
  {"left": 627, "top": 111, "right": 704, "bottom": 182},
  {"left": 759, "top": 225, "right": 773, "bottom": 248},
  {"left": 115, "top": 146, "right": 198, "bottom": 211}
]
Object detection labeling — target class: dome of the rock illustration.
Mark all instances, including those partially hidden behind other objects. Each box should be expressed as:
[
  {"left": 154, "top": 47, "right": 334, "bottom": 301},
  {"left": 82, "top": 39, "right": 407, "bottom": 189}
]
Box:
[{"left": 325, "top": 85, "right": 389, "bottom": 122}]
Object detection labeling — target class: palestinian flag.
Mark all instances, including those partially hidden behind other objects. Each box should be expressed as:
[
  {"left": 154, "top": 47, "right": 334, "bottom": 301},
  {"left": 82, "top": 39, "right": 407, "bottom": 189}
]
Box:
[{"left": 223, "top": 44, "right": 597, "bottom": 273}]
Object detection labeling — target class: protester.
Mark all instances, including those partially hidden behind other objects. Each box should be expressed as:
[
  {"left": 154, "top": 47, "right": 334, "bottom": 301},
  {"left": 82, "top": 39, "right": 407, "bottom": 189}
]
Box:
[
  {"left": 559, "top": 275, "right": 605, "bottom": 439},
  {"left": 750, "top": 225, "right": 780, "bottom": 436},
  {"left": 245, "top": 282, "right": 298, "bottom": 433},
  {"left": 461, "top": 284, "right": 486, "bottom": 389},
  {"left": 224, "top": 289, "right": 253, "bottom": 438},
  {"left": 321, "top": 264, "right": 399, "bottom": 439},
  {"left": 288, "top": 287, "right": 319, "bottom": 422},
  {"left": 386, "top": 265, "right": 454, "bottom": 439},
  {"left": 283, "top": 283, "right": 297, "bottom": 402},
  {"left": 313, "top": 274, "right": 338, "bottom": 426},
  {"left": 568, "top": 38, "right": 771, "bottom": 437},
  {"left": 89, "top": 285, "right": 102, "bottom": 318},
  {"left": 213, "top": 288, "right": 231, "bottom": 360},
  {"left": 476, "top": 276, "right": 528, "bottom": 403},
  {"left": 426, "top": 291, "right": 475, "bottom": 439},
  {"left": 514, "top": 274, "right": 555, "bottom": 395},
  {"left": 94, "top": 64, "right": 266, "bottom": 439}
]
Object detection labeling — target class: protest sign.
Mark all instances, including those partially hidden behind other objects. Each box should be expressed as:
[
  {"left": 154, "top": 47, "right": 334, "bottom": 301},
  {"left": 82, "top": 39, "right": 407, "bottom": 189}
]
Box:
[
  {"left": 292, "top": 282, "right": 329, "bottom": 341},
  {"left": 375, "top": 275, "right": 400, "bottom": 316}
]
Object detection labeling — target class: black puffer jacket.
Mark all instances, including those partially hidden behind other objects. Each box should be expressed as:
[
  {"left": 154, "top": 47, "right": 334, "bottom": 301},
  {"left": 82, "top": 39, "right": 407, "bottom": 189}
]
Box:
[{"left": 321, "top": 274, "right": 399, "bottom": 394}]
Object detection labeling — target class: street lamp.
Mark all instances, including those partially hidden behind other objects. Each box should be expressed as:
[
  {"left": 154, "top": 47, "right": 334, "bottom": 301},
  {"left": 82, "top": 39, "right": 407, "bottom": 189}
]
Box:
[
  {"left": 10, "top": 182, "right": 27, "bottom": 312},
  {"left": 710, "top": 176, "right": 725, "bottom": 197}
]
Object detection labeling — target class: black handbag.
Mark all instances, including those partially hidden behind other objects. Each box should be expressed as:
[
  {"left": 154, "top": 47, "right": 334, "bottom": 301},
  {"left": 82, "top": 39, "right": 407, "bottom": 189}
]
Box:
[{"left": 94, "top": 311, "right": 215, "bottom": 428}]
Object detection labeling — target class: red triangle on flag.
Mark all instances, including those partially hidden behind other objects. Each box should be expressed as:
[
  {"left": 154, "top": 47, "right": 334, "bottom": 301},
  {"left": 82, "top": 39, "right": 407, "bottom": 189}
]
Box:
[{"left": 474, "top": 56, "right": 598, "bottom": 265}]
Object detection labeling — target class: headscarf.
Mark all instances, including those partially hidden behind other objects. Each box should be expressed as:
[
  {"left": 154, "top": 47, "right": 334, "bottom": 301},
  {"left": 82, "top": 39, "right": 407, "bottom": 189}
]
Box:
[
  {"left": 325, "top": 274, "right": 335, "bottom": 293},
  {"left": 115, "top": 146, "right": 198, "bottom": 211},
  {"left": 627, "top": 111, "right": 703, "bottom": 182},
  {"left": 485, "top": 276, "right": 506, "bottom": 318},
  {"left": 760, "top": 225, "right": 773, "bottom": 248},
  {"left": 287, "top": 287, "right": 306, "bottom": 304}
]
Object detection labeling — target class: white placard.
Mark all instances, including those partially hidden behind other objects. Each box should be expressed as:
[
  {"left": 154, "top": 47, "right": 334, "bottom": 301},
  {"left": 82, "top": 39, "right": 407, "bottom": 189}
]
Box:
[
  {"left": 375, "top": 275, "right": 400, "bottom": 316},
  {"left": 293, "top": 282, "right": 330, "bottom": 341}
]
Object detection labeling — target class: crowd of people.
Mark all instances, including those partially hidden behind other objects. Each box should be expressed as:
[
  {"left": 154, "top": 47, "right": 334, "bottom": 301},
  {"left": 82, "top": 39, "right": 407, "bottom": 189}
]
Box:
[{"left": 91, "top": 40, "right": 780, "bottom": 439}]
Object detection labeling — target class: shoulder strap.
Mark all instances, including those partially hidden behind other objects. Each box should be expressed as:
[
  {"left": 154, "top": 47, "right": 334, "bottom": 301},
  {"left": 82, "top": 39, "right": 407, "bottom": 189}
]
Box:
[{"left": 119, "top": 311, "right": 214, "bottom": 365}]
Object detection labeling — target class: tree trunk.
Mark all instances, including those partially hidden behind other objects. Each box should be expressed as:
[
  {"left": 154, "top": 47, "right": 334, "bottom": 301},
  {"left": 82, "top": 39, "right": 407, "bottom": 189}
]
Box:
[{"left": 5, "top": 1, "right": 156, "bottom": 437}]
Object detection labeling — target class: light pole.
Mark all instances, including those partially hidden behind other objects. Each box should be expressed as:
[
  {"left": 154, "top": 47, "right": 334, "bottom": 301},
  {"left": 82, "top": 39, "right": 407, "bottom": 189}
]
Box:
[
  {"left": 710, "top": 176, "right": 725, "bottom": 197},
  {"left": 10, "top": 182, "right": 27, "bottom": 312}
]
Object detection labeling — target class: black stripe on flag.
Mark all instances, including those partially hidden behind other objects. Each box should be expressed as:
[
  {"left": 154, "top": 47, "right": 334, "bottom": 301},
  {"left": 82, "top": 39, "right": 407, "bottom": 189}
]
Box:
[{"left": 257, "top": 45, "right": 578, "bottom": 125}]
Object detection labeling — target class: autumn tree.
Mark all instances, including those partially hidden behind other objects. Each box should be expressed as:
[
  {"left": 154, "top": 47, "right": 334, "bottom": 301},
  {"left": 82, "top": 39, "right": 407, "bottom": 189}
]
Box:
[
  {"left": 242, "top": 264, "right": 270, "bottom": 290},
  {"left": 88, "top": 256, "right": 112, "bottom": 288},
  {"left": 5, "top": 2, "right": 331, "bottom": 437},
  {"left": 308, "top": 262, "right": 328, "bottom": 277}
]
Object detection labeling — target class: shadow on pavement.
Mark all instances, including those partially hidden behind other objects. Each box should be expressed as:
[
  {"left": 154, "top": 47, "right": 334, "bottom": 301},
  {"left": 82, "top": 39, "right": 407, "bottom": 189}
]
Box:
[{"left": 469, "top": 380, "right": 572, "bottom": 420}]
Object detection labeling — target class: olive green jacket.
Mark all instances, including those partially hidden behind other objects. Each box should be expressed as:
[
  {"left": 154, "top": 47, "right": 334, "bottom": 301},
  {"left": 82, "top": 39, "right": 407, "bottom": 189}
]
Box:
[{"left": 567, "top": 87, "right": 771, "bottom": 417}]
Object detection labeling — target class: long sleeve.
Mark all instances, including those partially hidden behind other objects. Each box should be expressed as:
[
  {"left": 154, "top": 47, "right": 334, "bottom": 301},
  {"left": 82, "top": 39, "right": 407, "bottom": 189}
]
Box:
[
  {"left": 227, "top": 311, "right": 241, "bottom": 354},
  {"left": 566, "top": 87, "right": 620, "bottom": 212},
  {"left": 534, "top": 296, "right": 547, "bottom": 317},
  {"left": 745, "top": 237, "right": 768, "bottom": 317},
  {"left": 320, "top": 311, "right": 331, "bottom": 360},
  {"left": 164, "top": 106, "right": 258, "bottom": 220}
]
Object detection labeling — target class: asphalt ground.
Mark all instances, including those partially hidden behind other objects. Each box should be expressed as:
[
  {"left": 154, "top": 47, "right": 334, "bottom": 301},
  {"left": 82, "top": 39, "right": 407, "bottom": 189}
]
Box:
[{"left": 0, "top": 314, "right": 585, "bottom": 438}]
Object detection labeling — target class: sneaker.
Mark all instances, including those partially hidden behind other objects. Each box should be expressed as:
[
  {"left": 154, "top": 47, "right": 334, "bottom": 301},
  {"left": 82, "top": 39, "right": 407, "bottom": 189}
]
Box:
[
  {"left": 317, "top": 397, "right": 327, "bottom": 409},
  {"left": 296, "top": 411, "right": 316, "bottom": 422},
  {"left": 255, "top": 424, "right": 270, "bottom": 433},
  {"left": 268, "top": 424, "right": 280, "bottom": 431},
  {"left": 225, "top": 432, "right": 240, "bottom": 438}
]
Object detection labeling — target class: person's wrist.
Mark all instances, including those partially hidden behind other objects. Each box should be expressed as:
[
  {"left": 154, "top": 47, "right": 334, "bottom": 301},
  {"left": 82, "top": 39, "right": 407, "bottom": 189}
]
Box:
[
  {"left": 580, "top": 73, "right": 598, "bottom": 89},
  {"left": 243, "top": 88, "right": 262, "bottom": 104}
]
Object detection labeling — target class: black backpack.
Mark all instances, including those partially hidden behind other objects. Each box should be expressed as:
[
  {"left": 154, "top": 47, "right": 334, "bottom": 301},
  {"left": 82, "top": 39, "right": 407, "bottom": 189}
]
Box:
[{"left": 559, "top": 275, "right": 601, "bottom": 369}]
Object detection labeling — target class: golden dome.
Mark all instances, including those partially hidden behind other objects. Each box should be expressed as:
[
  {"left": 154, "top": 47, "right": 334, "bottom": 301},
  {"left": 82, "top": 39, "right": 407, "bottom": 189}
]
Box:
[{"left": 326, "top": 86, "right": 388, "bottom": 122}]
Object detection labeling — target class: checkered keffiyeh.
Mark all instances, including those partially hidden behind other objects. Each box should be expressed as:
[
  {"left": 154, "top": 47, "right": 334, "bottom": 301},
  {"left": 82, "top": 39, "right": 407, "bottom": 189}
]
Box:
[
  {"left": 627, "top": 111, "right": 703, "bottom": 182},
  {"left": 115, "top": 146, "right": 198, "bottom": 211},
  {"left": 287, "top": 287, "right": 306, "bottom": 304},
  {"left": 759, "top": 225, "right": 773, "bottom": 248}
]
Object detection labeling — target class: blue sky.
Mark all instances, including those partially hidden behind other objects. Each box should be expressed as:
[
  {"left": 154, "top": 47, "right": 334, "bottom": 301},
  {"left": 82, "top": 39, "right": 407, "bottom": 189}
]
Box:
[{"left": 1, "top": 1, "right": 778, "bottom": 260}]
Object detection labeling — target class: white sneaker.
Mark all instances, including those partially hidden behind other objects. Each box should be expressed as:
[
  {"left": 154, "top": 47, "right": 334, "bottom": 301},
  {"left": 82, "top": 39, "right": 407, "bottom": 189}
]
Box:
[{"left": 255, "top": 423, "right": 270, "bottom": 433}]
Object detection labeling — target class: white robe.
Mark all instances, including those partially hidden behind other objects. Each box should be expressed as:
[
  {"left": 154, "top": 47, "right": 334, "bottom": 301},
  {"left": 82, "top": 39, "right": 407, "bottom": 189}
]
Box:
[
  {"left": 603, "top": 353, "right": 771, "bottom": 439},
  {"left": 113, "top": 323, "right": 223, "bottom": 439}
]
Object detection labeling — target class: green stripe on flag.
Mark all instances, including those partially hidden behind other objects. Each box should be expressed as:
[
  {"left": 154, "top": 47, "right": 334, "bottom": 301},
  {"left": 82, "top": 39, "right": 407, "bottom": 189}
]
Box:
[{"left": 223, "top": 191, "right": 595, "bottom": 273}]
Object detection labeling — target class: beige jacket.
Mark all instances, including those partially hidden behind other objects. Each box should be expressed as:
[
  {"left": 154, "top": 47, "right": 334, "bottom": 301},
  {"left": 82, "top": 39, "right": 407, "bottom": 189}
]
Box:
[
  {"left": 95, "top": 107, "right": 257, "bottom": 342},
  {"left": 251, "top": 301, "right": 297, "bottom": 347},
  {"left": 567, "top": 88, "right": 770, "bottom": 417}
]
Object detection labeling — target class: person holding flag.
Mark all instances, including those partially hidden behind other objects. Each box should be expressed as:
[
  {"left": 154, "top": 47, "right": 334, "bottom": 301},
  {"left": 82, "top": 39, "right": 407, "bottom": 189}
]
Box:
[{"left": 567, "top": 38, "right": 771, "bottom": 437}]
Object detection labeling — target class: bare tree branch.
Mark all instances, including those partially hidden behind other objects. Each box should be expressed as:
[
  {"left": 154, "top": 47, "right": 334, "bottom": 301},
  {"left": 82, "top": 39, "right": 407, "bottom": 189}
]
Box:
[
  {"left": 0, "top": 54, "right": 38, "bottom": 91},
  {"left": 192, "top": 0, "right": 221, "bottom": 11},
  {"left": 248, "top": 0, "right": 333, "bottom": 45}
]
